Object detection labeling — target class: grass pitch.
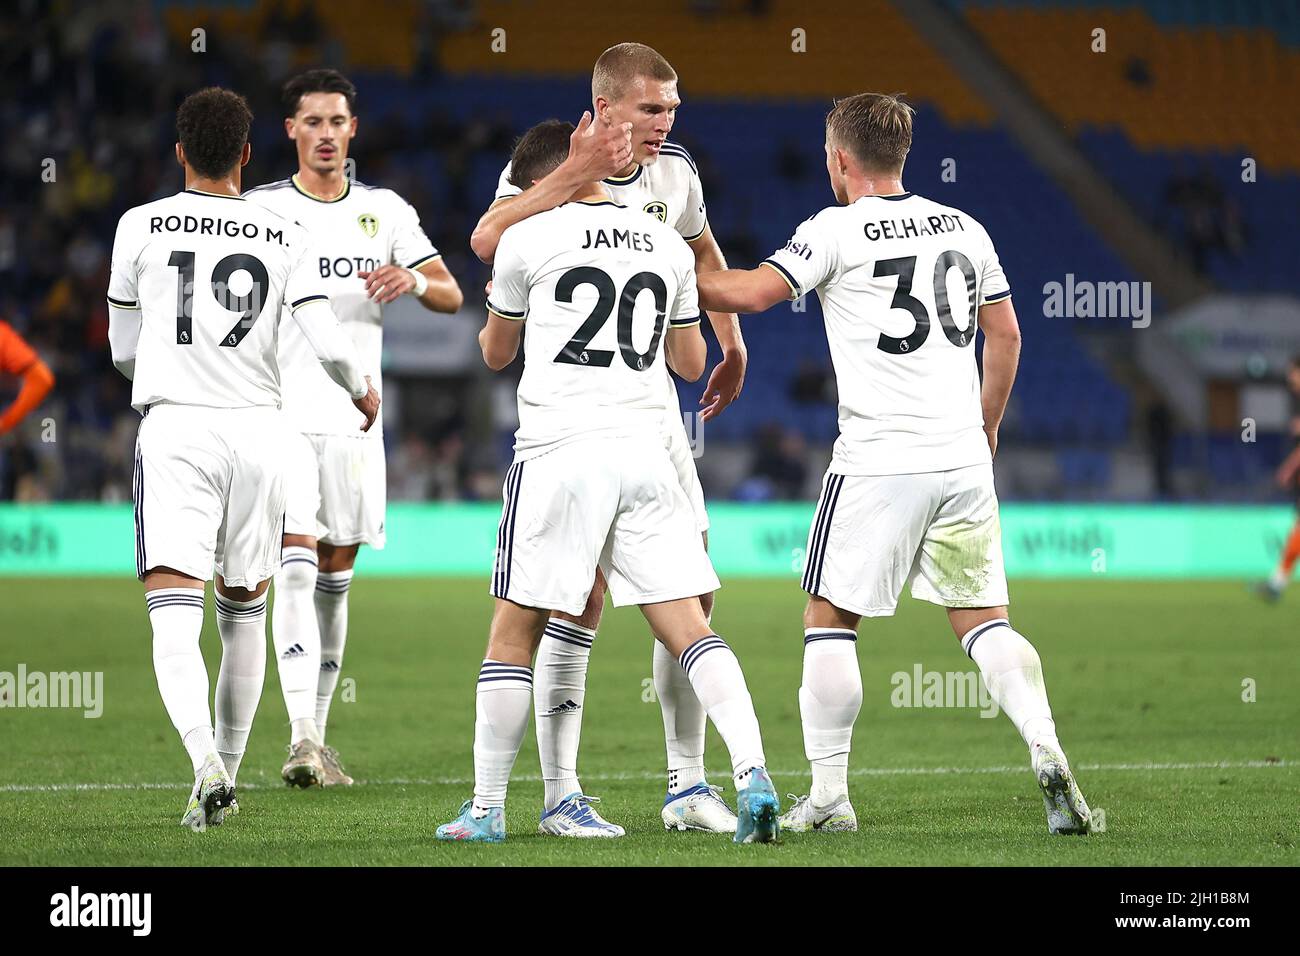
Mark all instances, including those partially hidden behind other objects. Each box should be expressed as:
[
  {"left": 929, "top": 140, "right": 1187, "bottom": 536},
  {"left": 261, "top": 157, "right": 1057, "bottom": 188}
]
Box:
[{"left": 0, "top": 577, "right": 1295, "bottom": 866}]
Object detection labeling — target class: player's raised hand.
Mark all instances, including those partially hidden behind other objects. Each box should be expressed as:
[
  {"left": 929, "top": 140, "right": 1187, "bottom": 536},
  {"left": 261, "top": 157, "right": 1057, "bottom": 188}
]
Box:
[
  {"left": 359, "top": 265, "right": 416, "bottom": 305},
  {"left": 698, "top": 347, "right": 748, "bottom": 422},
  {"left": 354, "top": 376, "right": 380, "bottom": 432},
  {"left": 567, "top": 110, "right": 633, "bottom": 183}
]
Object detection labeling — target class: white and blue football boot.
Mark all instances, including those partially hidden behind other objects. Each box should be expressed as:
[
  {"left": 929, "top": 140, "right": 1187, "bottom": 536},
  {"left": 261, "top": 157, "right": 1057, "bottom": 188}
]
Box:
[
  {"left": 662, "top": 783, "right": 738, "bottom": 833},
  {"left": 538, "top": 793, "right": 625, "bottom": 837},
  {"left": 436, "top": 800, "right": 506, "bottom": 843},
  {"left": 733, "top": 768, "right": 780, "bottom": 844}
]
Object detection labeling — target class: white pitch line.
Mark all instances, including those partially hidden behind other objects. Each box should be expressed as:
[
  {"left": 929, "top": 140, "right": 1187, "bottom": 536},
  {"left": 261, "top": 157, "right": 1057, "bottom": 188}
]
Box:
[{"left": 0, "top": 759, "right": 1287, "bottom": 794}]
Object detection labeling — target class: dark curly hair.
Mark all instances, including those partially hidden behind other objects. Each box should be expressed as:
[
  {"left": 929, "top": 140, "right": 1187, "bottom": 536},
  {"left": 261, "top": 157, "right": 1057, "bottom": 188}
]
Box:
[
  {"left": 508, "top": 119, "right": 575, "bottom": 190},
  {"left": 175, "top": 87, "right": 252, "bottom": 179},
  {"left": 282, "top": 69, "right": 357, "bottom": 118}
]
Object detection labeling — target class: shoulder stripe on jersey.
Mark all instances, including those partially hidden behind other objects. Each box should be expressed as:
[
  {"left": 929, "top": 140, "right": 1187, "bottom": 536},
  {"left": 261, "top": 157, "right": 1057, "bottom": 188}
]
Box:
[
  {"left": 243, "top": 178, "right": 293, "bottom": 195},
  {"left": 107, "top": 296, "right": 139, "bottom": 309},
  {"left": 290, "top": 294, "right": 329, "bottom": 310},
  {"left": 659, "top": 143, "right": 698, "bottom": 173},
  {"left": 983, "top": 288, "right": 1012, "bottom": 303},
  {"left": 670, "top": 314, "right": 702, "bottom": 328},
  {"left": 760, "top": 259, "right": 801, "bottom": 299},
  {"left": 487, "top": 301, "right": 525, "bottom": 320},
  {"left": 406, "top": 252, "right": 442, "bottom": 270}
]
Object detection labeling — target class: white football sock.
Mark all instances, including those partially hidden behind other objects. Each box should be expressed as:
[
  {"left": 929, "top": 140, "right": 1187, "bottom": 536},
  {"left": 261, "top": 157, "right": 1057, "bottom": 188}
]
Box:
[
  {"left": 214, "top": 592, "right": 269, "bottom": 785},
  {"left": 472, "top": 660, "right": 533, "bottom": 815},
  {"left": 272, "top": 546, "right": 322, "bottom": 745},
  {"left": 534, "top": 619, "right": 593, "bottom": 810},
  {"left": 962, "top": 619, "right": 1060, "bottom": 755},
  {"left": 653, "top": 639, "right": 707, "bottom": 794},
  {"left": 147, "top": 588, "right": 212, "bottom": 773},
  {"left": 679, "top": 635, "right": 766, "bottom": 791},
  {"left": 183, "top": 727, "right": 218, "bottom": 773},
  {"left": 314, "top": 568, "right": 353, "bottom": 740},
  {"left": 800, "top": 628, "right": 861, "bottom": 807}
]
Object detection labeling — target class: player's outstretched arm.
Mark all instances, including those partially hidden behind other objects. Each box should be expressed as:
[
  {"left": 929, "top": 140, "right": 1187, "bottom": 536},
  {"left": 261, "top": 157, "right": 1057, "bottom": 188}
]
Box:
[
  {"left": 0, "top": 356, "right": 54, "bottom": 435},
  {"left": 977, "top": 297, "right": 1021, "bottom": 459},
  {"left": 289, "top": 299, "right": 380, "bottom": 431},
  {"left": 665, "top": 323, "right": 707, "bottom": 382},
  {"left": 689, "top": 225, "right": 748, "bottom": 422},
  {"left": 697, "top": 264, "right": 792, "bottom": 316},
  {"left": 469, "top": 112, "right": 632, "bottom": 264},
  {"left": 478, "top": 309, "right": 523, "bottom": 371},
  {"left": 358, "top": 258, "right": 464, "bottom": 313}
]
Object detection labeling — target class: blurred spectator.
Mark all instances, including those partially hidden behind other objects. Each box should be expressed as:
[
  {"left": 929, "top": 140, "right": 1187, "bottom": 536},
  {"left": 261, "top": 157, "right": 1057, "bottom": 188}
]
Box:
[{"left": 734, "top": 424, "right": 808, "bottom": 501}]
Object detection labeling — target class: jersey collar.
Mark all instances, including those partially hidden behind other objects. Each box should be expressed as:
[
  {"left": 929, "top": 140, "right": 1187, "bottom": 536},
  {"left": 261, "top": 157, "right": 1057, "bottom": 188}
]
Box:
[
  {"left": 291, "top": 173, "right": 351, "bottom": 203},
  {"left": 184, "top": 188, "right": 244, "bottom": 201},
  {"left": 867, "top": 191, "right": 913, "bottom": 201},
  {"left": 573, "top": 199, "right": 627, "bottom": 208},
  {"left": 603, "top": 164, "right": 643, "bottom": 186}
]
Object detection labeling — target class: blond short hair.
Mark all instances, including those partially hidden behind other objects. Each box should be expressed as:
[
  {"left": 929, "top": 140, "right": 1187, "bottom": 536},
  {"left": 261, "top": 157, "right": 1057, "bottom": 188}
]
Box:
[
  {"left": 592, "top": 42, "right": 677, "bottom": 102},
  {"left": 826, "top": 93, "right": 915, "bottom": 174}
]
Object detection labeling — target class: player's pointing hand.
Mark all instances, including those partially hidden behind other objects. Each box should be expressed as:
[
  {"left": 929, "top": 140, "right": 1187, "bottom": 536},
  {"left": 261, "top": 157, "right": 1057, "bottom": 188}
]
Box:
[{"left": 354, "top": 375, "right": 380, "bottom": 432}]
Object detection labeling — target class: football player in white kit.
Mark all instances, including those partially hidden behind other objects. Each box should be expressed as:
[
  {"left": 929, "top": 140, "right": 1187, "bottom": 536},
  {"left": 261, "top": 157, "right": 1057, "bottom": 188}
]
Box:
[
  {"left": 244, "top": 70, "right": 464, "bottom": 788},
  {"left": 436, "top": 120, "right": 778, "bottom": 844},
  {"left": 697, "top": 93, "right": 1093, "bottom": 836},
  {"left": 471, "top": 43, "right": 745, "bottom": 835},
  {"left": 107, "top": 88, "right": 379, "bottom": 828}
]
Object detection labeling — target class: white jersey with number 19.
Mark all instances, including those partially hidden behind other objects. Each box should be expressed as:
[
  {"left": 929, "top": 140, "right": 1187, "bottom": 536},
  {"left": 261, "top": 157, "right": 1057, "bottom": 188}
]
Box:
[
  {"left": 762, "top": 192, "right": 1011, "bottom": 477},
  {"left": 107, "top": 188, "right": 328, "bottom": 413}
]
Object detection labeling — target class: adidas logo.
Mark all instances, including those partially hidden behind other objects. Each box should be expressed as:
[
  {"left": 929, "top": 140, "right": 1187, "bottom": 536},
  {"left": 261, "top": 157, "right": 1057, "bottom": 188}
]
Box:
[
  {"left": 543, "top": 698, "right": 581, "bottom": 716},
  {"left": 321, "top": 660, "right": 340, "bottom": 672},
  {"left": 280, "top": 643, "right": 307, "bottom": 660}
]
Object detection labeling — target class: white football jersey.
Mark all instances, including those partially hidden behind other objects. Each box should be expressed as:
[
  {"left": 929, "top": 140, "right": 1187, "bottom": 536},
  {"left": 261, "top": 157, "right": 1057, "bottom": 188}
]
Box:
[
  {"left": 487, "top": 199, "right": 701, "bottom": 460},
  {"left": 496, "top": 142, "right": 707, "bottom": 419},
  {"left": 107, "top": 188, "right": 327, "bottom": 413},
  {"left": 495, "top": 142, "right": 707, "bottom": 240},
  {"left": 243, "top": 175, "right": 440, "bottom": 436},
  {"left": 763, "top": 192, "right": 1012, "bottom": 476}
]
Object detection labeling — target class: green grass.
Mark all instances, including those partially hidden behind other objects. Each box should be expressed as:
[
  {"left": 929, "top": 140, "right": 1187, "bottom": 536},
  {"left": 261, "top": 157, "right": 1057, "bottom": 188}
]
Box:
[{"left": 0, "top": 577, "right": 1295, "bottom": 866}]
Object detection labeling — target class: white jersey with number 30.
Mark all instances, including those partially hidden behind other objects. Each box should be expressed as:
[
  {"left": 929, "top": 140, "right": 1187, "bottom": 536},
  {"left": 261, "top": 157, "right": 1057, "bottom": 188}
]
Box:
[
  {"left": 763, "top": 192, "right": 1012, "bottom": 476},
  {"left": 107, "top": 189, "right": 326, "bottom": 413}
]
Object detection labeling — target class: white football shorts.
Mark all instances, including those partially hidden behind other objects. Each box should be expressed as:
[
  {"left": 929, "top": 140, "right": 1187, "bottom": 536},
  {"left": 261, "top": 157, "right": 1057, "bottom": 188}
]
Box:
[
  {"left": 133, "top": 404, "right": 289, "bottom": 589},
  {"left": 490, "top": 436, "right": 720, "bottom": 615},
  {"left": 283, "top": 432, "right": 387, "bottom": 549},
  {"left": 662, "top": 406, "right": 709, "bottom": 534},
  {"left": 801, "top": 462, "right": 1010, "bottom": 616}
]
